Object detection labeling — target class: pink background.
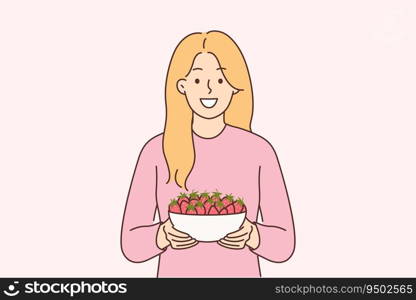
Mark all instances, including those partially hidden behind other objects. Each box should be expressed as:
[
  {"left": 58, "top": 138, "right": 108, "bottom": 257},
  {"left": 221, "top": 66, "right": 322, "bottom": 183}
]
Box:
[{"left": 0, "top": 0, "right": 415, "bottom": 277}]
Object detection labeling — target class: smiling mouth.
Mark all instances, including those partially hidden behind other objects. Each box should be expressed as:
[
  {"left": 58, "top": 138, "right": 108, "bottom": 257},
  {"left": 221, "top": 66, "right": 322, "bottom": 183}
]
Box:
[{"left": 200, "top": 98, "right": 218, "bottom": 108}]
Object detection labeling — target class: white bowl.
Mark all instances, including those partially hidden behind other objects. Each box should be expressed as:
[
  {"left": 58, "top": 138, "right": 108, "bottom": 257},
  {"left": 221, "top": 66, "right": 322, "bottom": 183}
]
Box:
[{"left": 169, "top": 212, "right": 246, "bottom": 242}]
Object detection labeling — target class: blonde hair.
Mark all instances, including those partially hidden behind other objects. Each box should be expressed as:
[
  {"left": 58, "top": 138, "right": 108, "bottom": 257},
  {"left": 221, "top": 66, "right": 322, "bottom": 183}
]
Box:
[{"left": 163, "top": 31, "right": 253, "bottom": 190}]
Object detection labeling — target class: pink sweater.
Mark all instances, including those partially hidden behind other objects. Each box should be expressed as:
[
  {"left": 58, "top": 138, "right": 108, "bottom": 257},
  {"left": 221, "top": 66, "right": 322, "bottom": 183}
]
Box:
[{"left": 121, "top": 125, "right": 295, "bottom": 277}]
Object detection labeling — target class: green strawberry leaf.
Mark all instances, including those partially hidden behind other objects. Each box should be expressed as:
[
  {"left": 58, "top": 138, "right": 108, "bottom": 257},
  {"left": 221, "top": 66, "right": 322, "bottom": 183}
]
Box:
[
  {"left": 189, "top": 191, "right": 199, "bottom": 198},
  {"left": 200, "top": 192, "right": 210, "bottom": 197},
  {"left": 213, "top": 191, "right": 222, "bottom": 197},
  {"left": 225, "top": 194, "right": 234, "bottom": 201},
  {"left": 236, "top": 197, "right": 245, "bottom": 205},
  {"left": 178, "top": 192, "right": 188, "bottom": 199}
]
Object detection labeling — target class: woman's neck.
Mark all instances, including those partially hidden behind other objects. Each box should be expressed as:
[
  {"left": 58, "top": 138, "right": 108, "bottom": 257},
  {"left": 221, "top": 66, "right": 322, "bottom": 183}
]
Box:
[{"left": 192, "top": 113, "right": 226, "bottom": 138}]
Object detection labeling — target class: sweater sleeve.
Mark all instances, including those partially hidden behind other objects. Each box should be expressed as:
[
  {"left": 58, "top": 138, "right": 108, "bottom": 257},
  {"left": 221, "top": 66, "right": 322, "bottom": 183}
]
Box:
[
  {"left": 251, "top": 140, "right": 295, "bottom": 263},
  {"left": 121, "top": 137, "right": 164, "bottom": 263}
]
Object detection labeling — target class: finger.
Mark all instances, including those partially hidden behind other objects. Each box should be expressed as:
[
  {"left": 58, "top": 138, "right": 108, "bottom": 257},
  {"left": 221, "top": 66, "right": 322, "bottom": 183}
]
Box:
[
  {"left": 225, "top": 227, "right": 246, "bottom": 238},
  {"left": 172, "top": 240, "right": 198, "bottom": 249},
  {"left": 176, "top": 241, "right": 198, "bottom": 249},
  {"left": 225, "top": 231, "right": 249, "bottom": 240},
  {"left": 167, "top": 226, "right": 190, "bottom": 238},
  {"left": 226, "top": 227, "right": 249, "bottom": 238},
  {"left": 167, "top": 232, "right": 193, "bottom": 242},
  {"left": 219, "top": 239, "right": 242, "bottom": 247},
  {"left": 218, "top": 239, "right": 244, "bottom": 249},
  {"left": 218, "top": 240, "right": 244, "bottom": 249},
  {"left": 223, "top": 236, "right": 247, "bottom": 243},
  {"left": 172, "top": 238, "right": 197, "bottom": 246}
]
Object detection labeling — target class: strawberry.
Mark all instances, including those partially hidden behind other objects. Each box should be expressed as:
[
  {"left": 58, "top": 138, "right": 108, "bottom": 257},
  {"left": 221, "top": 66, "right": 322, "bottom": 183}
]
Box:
[
  {"left": 189, "top": 198, "right": 198, "bottom": 206},
  {"left": 168, "top": 199, "right": 181, "bottom": 213},
  {"left": 180, "top": 199, "right": 189, "bottom": 213},
  {"left": 234, "top": 197, "right": 246, "bottom": 213},
  {"left": 189, "top": 191, "right": 199, "bottom": 201},
  {"left": 221, "top": 194, "right": 234, "bottom": 207},
  {"left": 199, "top": 192, "right": 210, "bottom": 203},
  {"left": 207, "top": 206, "right": 219, "bottom": 215},
  {"left": 194, "top": 201, "right": 206, "bottom": 215},
  {"left": 186, "top": 204, "right": 197, "bottom": 215},
  {"left": 222, "top": 203, "right": 235, "bottom": 214},
  {"left": 211, "top": 191, "right": 222, "bottom": 203},
  {"left": 203, "top": 198, "right": 214, "bottom": 212},
  {"left": 215, "top": 200, "right": 225, "bottom": 212},
  {"left": 177, "top": 192, "right": 189, "bottom": 205}
]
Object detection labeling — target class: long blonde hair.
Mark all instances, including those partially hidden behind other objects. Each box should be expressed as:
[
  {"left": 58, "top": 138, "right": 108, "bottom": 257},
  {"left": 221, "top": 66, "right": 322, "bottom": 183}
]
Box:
[{"left": 163, "top": 31, "right": 253, "bottom": 190}]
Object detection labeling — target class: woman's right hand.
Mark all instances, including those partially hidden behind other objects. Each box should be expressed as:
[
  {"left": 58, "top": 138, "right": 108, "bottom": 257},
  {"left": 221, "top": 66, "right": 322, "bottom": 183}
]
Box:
[{"left": 156, "top": 219, "right": 198, "bottom": 250}]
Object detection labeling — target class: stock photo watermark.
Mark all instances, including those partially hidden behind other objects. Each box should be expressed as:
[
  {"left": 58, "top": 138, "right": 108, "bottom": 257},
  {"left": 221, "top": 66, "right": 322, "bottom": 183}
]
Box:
[{"left": 2, "top": 280, "right": 127, "bottom": 297}]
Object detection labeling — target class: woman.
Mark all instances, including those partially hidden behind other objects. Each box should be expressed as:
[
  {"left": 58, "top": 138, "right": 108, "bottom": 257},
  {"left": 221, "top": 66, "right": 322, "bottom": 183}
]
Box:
[{"left": 121, "top": 31, "right": 295, "bottom": 277}]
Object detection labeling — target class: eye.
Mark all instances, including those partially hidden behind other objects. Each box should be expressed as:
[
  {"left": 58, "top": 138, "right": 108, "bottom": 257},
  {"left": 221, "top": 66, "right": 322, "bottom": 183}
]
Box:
[
  {"left": 195, "top": 78, "right": 200, "bottom": 84},
  {"left": 218, "top": 78, "right": 223, "bottom": 84}
]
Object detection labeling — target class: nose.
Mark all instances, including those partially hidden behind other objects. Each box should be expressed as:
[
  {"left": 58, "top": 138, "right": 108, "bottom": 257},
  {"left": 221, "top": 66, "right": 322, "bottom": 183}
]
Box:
[{"left": 207, "top": 79, "right": 212, "bottom": 94}]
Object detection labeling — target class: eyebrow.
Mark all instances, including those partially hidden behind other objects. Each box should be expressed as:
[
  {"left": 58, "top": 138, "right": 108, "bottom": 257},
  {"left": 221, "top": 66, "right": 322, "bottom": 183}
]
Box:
[{"left": 190, "top": 66, "right": 226, "bottom": 72}]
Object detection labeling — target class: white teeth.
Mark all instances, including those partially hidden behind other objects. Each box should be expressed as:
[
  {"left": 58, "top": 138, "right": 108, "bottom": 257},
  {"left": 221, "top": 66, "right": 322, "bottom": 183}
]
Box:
[{"left": 200, "top": 98, "right": 218, "bottom": 108}]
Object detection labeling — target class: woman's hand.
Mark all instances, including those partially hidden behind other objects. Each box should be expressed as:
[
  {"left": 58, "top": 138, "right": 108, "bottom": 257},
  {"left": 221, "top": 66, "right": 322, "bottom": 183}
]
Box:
[
  {"left": 218, "top": 218, "right": 260, "bottom": 250},
  {"left": 156, "top": 219, "right": 198, "bottom": 250}
]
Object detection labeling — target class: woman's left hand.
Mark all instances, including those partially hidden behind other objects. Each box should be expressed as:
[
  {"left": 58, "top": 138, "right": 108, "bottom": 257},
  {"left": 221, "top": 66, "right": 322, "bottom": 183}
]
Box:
[{"left": 218, "top": 218, "right": 260, "bottom": 250}]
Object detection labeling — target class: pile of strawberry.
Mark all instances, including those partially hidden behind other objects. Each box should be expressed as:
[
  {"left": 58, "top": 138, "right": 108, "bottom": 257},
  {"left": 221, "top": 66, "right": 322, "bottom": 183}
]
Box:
[{"left": 168, "top": 191, "right": 247, "bottom": 215}]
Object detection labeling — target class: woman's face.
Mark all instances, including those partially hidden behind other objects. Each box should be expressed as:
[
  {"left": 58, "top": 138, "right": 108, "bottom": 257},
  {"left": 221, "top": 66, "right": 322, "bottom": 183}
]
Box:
[{"left": 177, "top": 52, "right": 239, "bottom": 119}]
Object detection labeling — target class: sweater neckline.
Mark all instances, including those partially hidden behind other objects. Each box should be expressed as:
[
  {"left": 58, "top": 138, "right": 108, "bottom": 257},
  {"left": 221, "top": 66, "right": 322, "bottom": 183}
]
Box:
[{"left": 192, "top": 124, "right": 228, "bottom": 140}]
